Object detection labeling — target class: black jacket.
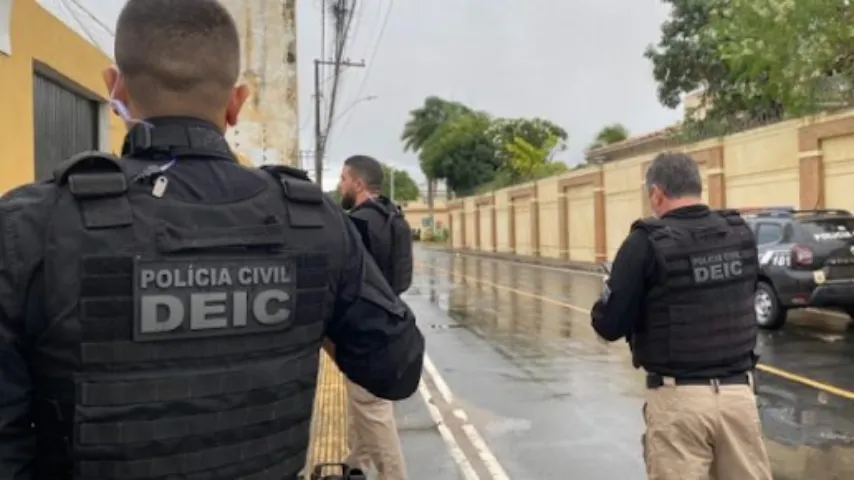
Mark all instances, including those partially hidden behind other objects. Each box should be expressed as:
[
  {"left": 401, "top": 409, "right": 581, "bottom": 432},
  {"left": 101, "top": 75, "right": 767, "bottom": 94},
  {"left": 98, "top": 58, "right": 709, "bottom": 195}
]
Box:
[
  {"left": 0, "top": 117, "right": 425, "bottom": 480},
  {"left": 349, "top": 196, "right": 398, "bottom": 287}
]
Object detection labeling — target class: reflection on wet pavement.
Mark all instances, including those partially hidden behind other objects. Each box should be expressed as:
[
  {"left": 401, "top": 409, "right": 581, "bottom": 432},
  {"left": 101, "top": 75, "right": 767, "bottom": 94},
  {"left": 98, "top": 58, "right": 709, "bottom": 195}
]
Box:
[{"left": 410, "top": 247, "right": 854, "bottom": 480}]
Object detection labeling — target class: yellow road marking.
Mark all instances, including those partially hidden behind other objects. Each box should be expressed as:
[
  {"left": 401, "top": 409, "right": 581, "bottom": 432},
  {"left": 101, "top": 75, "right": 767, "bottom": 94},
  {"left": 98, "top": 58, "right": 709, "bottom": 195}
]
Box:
[
  {"left": 306, "top": 351, "right": 348, "bottom": 474},
  {"left": 420, "top": 263, "right": 854, "bottom": 402}
]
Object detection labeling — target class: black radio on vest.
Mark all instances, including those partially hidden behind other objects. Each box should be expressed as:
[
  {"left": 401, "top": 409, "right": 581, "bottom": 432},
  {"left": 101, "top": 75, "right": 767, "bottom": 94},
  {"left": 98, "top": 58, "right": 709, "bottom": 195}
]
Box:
[
  {"left": 630, "top": 210, "right": 759, "bottom": 377},
  {"left": 0, "top": 119, "right": 425, "bottom": 480}
]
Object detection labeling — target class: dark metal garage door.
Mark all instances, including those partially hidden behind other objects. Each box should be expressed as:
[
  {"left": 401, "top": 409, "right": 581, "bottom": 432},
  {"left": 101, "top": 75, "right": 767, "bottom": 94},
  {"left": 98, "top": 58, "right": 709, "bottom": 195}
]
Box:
[{"left": 32, "top": 73, "right": 99, "bottom": 181}]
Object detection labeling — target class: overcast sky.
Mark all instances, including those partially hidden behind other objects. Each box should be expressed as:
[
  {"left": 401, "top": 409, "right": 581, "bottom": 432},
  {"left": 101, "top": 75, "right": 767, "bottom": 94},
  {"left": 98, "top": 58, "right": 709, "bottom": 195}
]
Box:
[{"left": 42, "top": 0, "right": 683, "bottom": 191}]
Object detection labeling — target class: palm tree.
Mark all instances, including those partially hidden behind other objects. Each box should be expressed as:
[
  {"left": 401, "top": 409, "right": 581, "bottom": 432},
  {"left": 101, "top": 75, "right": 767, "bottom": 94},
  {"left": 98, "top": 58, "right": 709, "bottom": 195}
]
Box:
[
  {"left": 588, "top": 123, "right": 630, "bottom": 151},
  {"left": 400, "top": 97, "right": 470, "bottom": 228}
]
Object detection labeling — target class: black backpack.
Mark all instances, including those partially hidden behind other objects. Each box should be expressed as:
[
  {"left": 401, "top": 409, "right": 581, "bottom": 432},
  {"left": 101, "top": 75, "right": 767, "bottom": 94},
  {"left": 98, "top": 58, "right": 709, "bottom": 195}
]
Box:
[{"left": 365, "top": 199, "right": 413, "bottom": 294}]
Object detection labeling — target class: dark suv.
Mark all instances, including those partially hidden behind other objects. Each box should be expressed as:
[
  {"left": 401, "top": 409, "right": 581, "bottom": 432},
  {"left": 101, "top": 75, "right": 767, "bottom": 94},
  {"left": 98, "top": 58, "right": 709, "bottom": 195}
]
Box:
[{"left": 743, "top": 207, "right": 854, "bottom": 329}]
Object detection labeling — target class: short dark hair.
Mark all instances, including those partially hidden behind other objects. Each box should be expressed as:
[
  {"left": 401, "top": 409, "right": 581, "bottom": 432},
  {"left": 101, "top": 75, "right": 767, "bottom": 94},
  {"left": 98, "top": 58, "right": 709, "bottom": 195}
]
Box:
[
  {"left": 645, "top": 152, "right": 703, "bottom": 198},
  {"left": 344, "top": 155, "right": 384, "bottom": 193},
  {"left": 115, "top": 0, "right": 241, "bottom": 114}
]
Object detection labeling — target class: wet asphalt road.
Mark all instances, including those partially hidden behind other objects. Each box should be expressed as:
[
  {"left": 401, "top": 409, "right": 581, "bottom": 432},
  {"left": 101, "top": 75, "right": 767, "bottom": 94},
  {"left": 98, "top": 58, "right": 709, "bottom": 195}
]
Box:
[{"left": 391, "top": 246, "right": 854, "bottom": 480}]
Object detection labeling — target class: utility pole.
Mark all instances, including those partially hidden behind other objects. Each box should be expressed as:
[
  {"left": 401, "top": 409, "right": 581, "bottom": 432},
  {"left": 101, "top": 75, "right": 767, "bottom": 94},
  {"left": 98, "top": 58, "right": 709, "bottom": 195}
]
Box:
[
  {"left": 313, "top": 60, "right": 323, "bottom": 186},
  {"left": 313, "top": 58, "right": 365, "bottom": 187}
]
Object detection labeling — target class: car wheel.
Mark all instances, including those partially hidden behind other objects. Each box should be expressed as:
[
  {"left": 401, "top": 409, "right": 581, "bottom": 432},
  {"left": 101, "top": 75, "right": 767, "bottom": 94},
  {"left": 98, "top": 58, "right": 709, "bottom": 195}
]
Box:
[
  {"left": 755, "top": 281, "right": 787, "bottom": 330},
  {"left": 841, "top": 307, "right": 854, "bottom": 330}
]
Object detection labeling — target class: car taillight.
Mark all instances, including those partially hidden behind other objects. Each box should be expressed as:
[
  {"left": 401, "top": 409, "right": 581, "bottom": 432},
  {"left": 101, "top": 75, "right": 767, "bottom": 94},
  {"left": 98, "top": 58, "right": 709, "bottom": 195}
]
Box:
[{"left": 791, "top": 244, "right": 814, "bottom": 267}]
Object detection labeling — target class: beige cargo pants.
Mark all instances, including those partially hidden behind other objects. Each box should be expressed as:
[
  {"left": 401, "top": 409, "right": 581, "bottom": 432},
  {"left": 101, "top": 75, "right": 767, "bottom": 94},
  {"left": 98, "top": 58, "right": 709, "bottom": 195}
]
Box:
[
  {"left": 345, "top": 378, "right": 408, "bottom": 479},
  {"left": 643, "top": 375, "right": 773, "bottom": 480}
]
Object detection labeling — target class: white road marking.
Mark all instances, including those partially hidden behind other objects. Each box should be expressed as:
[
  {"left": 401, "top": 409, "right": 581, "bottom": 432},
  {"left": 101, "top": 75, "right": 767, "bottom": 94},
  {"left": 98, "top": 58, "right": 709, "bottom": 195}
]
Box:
[
  {"left": 420, "top": 353, "right": 510, "bottom": 479},
  {"left": 461, "top": 423, "right": 511, "bottom": 480},
  {"left": 418, "top": 381, "right": 480, "bottom": 480},
  {"left": 424, "top": 354, "right": 454, "bottom": 404}
]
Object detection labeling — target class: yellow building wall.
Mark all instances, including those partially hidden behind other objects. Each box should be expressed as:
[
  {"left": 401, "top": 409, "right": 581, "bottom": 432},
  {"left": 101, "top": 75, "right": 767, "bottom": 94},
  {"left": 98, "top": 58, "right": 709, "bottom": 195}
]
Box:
[
  {"left": 567, "top": 183, "right": 596, "bottom": 262},
  {"left": 824, "top": 135, "right": 854, "bottom": 213},
  {"left": 495, "top": 189, "right": 511, "bottom": 253},
  {"left": 723, "top": 120, "right": 801, "bottom": 208},
  {"left": 478, "top": 203, "right": 494, "bottom": 250},
  {"left": 0, "top": 0, "right": 124, "bottom": 193},
  {"left": 536, "top": 176, "right": 561, "bottom": 258},
  {"left": 402, "top": 202, "right": 449, "bottom": 233},
  {"left": 603, "top": 155, "right": 648, "bottom": 259},
  {"left": 513, "top": 198, "right": 533, "bottom": 256},
  {"left": 463, "top": 198, "right": 477, "bottom": 249}
]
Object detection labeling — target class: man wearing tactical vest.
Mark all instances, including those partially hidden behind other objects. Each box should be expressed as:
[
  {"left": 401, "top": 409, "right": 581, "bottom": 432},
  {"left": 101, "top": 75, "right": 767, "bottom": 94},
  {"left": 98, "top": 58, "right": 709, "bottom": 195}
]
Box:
[
  {"left": 337, "top": 155, "right": 413, "bottom": 479},
  {"left": 0, "top": 1, "right": 424, "bottom": 479},
  {"left": 591, "top": 153, "right": 772, "bottom": 480}
]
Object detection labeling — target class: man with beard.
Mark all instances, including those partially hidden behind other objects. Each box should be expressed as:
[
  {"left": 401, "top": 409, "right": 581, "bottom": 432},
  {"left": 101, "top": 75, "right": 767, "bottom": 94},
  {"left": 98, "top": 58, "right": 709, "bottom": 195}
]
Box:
[{"left": 336, "top": 155, "right": 413, "bottom": 479}]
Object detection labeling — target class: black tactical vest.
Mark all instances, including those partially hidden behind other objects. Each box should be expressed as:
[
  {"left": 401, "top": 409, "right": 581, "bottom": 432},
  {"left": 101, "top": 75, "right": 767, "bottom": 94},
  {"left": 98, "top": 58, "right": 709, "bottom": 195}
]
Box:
[
  {"left": 631, "top": 210, "right": 758, "bottom": 376},
  {"left": 30, "top": 138, "right": 330, "bottom": 479}
]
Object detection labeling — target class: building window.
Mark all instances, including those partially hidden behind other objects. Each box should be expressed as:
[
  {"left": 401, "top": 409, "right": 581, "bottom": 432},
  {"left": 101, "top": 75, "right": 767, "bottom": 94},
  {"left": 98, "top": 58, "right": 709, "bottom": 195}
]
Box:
[{"left": 32, "top": 72, "right": 99, "bottom": 181}]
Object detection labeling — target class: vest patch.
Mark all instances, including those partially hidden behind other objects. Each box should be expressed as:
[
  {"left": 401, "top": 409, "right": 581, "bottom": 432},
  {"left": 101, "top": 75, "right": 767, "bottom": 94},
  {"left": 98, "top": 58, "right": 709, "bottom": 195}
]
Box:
[
  {"left": 690, "top": 250, "right": 745, "bottom": 284},
  {"left": 133, "top": 257, "right": 296, "bottom": 342}
]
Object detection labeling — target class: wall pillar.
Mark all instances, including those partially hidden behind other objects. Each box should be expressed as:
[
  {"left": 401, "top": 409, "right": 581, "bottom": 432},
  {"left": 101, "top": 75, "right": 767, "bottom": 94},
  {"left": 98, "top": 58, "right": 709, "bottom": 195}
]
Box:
[
  {"left": 474, "top": 194, "right": 495, "bottom": 252},
  {"left": 557, "top": 169, "right": 605, "bottom": 262},
  {"left": 508, "top": 185, "right": 536, "bottom": 256},
  {"left": 447, "top": 200, "right": 464, "bottom": 248},
  {"left": 490, "top": 203, "right": 497, "bottom": 252},
  {"left": 474, "top": 208, "right": 481, "bottom": 250},
  {"left": 556, "top": 192, "right": 569, "bottom": 260},
  {"left": 794, "top": 116, "right": 854, "bottom": 209},
  {"left": 530, "top": 183, "right": 540, "bottom": 257},
  {"left": 593, "top": 179, "right": 607, "bottom": 263}
]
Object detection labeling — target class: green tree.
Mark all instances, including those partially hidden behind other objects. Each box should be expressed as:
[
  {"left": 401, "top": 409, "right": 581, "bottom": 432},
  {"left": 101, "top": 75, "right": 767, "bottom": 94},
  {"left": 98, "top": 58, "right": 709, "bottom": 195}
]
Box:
[
  {"left": 485, "top": 117, "right": 568, "bottom": 166},
  {"left": 487, "top": 133, "right": 567, "bottom": 188},
  {"left": 707, "top": 0, "right": 854, "bottom": 117},
  {"left": 644, "top": 0, "right": 725, "bottom": 110},
  {"left": 644, "top": 0, "right": 784, "bottom": 131},
  {"left": 381, "top": 165, "right": 420, "bottom": 202},
  {"left": 419, "top": 111, "right": 501, "bottom": 196},
  {"left": 588, "top": 123, "right": 629, "bottom": 151},
  {"left": 400, "top": 97, "right": 471, "bottom": 223}
]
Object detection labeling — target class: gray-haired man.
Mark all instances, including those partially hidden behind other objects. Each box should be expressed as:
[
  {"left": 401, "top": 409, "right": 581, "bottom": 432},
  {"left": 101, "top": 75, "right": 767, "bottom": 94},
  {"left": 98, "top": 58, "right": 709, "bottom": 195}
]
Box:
[{"left": 591, "top": 152, "right": 772, "bottom": 479}]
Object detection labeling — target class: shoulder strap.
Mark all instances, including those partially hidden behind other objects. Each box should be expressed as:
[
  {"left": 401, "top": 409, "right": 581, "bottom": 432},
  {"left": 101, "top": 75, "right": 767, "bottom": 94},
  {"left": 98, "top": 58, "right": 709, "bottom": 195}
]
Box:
[
  {"left": 51, "top": 151, "right": 133, "bottom": 229},
  {"left": 714, "top": 208, "right": 747, "bottom": 227},
  {"left": 259, "top": 164, "right": 325, "bottom": 228},
  {"left": 363, "top": 200, "right": 391, "bottom": 218}
]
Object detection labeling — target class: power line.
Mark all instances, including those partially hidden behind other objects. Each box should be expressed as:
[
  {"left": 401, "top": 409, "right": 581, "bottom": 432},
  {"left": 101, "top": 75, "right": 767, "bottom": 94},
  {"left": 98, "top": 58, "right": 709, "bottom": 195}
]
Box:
[
  {"left": 65, "top": 0, "right": 115, "bottom": 37},
  {"left": 333, "top": 0, "right": 394, "bottom": 140},
  {"left": 58, "top": 0, "right": 98, "bottom": 45},
  {"left": 320, "top": 0, "right": 360, "bottom": 149}
]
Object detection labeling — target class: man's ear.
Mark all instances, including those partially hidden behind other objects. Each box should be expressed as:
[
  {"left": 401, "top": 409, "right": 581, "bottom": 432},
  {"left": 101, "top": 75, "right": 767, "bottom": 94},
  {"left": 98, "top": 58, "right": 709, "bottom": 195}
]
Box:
[
  {"left": 226, "top": 84, "right": 251, "bottom": 126},
  {"left": 102, "top": 66, "right": 129, "bottom": 106}
]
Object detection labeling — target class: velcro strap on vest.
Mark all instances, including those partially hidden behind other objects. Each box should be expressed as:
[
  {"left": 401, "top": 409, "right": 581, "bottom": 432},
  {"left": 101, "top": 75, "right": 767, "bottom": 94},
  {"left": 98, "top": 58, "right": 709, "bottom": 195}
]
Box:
[
  {"left": 155, "top": 223, "right": 287, "bottom": 253},
  {"left": 282, "top": 180, "right": 323, "bottom": 204},
  {"left": 53, "top": 151, "right": 133, "bottom": 229},
  {"left": 260, "top": 164, "right": 311, "bottom": 182},
  {"left": 259, "top": 166, "right": 324, "bottom": 228},
  {"left": 68, "top": 172, "right": 127, "bottom": 198}
]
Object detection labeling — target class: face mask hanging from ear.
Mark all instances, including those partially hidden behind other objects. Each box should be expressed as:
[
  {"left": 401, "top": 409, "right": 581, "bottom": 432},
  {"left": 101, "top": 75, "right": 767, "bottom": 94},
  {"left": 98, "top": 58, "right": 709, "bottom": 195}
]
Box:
[{"left": 109, "top": 73, "right": 151, "bottom": 127}]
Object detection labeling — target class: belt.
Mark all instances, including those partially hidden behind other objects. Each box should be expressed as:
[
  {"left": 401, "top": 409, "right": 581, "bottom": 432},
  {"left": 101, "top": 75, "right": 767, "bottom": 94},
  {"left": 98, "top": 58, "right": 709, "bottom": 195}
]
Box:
[{"left": 646, "top": 372, "right": 751, "bottom": 389}]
